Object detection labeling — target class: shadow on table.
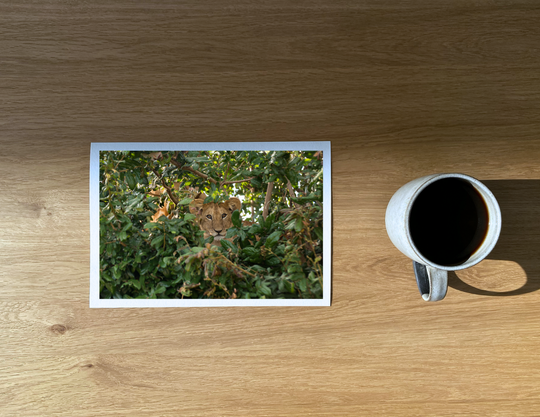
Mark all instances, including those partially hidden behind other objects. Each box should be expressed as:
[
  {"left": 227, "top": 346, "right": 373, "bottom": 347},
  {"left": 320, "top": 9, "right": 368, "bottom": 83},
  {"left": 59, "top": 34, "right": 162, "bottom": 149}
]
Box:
[{"left": 448, "top": 180, "right": 540, "bottom": 297}]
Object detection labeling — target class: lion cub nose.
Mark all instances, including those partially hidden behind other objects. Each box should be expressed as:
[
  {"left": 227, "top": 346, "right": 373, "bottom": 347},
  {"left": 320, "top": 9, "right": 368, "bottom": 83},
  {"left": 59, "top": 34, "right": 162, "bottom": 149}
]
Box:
[{"left": 215, "top": 229, "right": 223, "bottom": 235}]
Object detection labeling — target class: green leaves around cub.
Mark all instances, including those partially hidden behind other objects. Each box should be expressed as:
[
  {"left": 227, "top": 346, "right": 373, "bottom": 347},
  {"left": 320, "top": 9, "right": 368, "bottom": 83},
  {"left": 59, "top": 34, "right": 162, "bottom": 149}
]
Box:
[
  {"left": 99, "top": 150, "right": 323, "bottom": 300},
  {"left": 231, "top": 210, "right": 242, "bottom": 228}
]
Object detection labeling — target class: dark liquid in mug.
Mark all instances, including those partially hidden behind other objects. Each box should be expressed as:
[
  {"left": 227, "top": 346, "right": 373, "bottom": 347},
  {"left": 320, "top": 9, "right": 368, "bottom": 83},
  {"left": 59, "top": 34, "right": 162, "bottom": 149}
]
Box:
[{"left": 409, "top": 178, "right": 489, "bottom": 266}]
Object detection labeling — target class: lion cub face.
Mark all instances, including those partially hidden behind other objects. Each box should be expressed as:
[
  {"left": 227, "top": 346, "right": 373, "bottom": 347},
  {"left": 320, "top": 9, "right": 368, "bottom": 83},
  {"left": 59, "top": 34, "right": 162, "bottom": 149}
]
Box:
[{"left": 189, "top": 197, "right": 242, "bottom": 243}]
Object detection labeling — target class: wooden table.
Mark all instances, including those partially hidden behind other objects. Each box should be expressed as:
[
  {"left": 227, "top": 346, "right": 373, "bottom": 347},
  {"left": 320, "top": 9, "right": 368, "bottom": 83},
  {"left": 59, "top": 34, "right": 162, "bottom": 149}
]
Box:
[{"left": 1, "top": 1, "right": 540, "bottom": 415}]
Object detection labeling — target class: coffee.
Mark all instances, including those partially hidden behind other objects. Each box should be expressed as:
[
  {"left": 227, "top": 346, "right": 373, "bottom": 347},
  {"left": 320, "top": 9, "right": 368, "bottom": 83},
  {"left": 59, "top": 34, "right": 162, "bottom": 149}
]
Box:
[{"left": 409, "top": 178, "right": 489, "bottom": 266}]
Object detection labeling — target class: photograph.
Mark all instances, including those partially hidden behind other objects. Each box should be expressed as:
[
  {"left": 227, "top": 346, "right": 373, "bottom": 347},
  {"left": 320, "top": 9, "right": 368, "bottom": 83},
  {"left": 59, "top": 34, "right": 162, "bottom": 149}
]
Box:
[{"left": 90, "top": 142, "right": 331, "bottom": 307}]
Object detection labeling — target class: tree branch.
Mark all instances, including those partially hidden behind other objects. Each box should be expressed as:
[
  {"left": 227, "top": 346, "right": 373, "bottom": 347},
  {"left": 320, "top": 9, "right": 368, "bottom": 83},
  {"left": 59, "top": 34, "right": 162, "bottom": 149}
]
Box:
[
  {"left": 220, "top": 177, "right": 255, "bottom": 187},
  {"left": 224, "top": 161, "right": 230, "bottom": 183},
  {"left": 287, "top": 179, "right": 301, "bottom": 209},
  {"left": 151, "top": 168, "right": 179, "bottom": 206},
  {"left": 262, "top": 182, "right": 274, "bottom": 220},
  {"left": 180, "top": 165, "right": 218, "bottom": 184}
]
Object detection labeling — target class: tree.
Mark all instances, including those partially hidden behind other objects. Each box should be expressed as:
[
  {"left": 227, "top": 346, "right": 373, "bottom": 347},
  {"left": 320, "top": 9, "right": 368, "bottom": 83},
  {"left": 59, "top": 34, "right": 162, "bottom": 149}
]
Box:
[{"left": 99, "top": 149, "right": 324, "bottom": 300}]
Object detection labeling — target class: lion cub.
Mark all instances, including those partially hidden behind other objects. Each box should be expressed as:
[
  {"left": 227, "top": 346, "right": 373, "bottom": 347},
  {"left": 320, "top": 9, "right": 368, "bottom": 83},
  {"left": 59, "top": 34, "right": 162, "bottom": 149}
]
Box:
[{"left": 189, "top": 197, "right": 242, "bottom": 246}]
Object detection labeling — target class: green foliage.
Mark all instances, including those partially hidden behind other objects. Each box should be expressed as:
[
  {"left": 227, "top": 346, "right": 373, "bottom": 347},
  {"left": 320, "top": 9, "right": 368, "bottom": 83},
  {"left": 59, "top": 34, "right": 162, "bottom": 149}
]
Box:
[{"left": 99, "top": 150, "right": 324, "bottom": 300}]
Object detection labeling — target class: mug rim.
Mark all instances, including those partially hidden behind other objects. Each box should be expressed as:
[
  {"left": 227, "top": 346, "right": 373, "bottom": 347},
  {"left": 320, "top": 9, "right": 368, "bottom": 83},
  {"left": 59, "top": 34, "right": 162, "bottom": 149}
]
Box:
[{"left": 404, "top": 173, "right": 502, "bottom": 271}]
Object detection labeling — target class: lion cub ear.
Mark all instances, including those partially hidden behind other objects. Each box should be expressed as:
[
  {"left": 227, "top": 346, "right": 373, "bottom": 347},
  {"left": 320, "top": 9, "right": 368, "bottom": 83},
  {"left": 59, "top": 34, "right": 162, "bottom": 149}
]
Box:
[
  {"left": 189, "top": 199, "right": 205, "bottom": 216},
  {"left": 226, "top": 197, "right": 242, "bottom": 213}
]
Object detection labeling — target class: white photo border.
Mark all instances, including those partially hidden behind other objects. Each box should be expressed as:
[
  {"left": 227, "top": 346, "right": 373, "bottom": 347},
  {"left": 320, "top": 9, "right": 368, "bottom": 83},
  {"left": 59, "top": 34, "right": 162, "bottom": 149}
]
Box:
[{"left": 90, "top": 142, "right": 331, "bottom": 308}]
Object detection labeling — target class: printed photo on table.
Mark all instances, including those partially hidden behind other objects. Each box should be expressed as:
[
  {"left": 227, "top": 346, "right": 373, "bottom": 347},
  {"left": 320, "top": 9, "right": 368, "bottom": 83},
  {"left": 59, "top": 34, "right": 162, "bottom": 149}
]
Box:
[{"left": 89, "top": 142, "right": 331, "bottom": 308}]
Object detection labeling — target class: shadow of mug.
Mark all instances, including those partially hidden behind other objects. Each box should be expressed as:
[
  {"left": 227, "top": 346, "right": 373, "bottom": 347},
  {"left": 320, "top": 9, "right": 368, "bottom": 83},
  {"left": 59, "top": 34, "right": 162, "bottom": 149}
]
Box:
[{"left": 449, "top": 180, "right": 540, "bottom": 296}]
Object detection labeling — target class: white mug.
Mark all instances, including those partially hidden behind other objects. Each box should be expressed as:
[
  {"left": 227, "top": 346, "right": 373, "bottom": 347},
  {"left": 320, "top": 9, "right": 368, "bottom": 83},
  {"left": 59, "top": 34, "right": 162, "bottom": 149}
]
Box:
[{"left": 385, "top": 173, "right": 502, "bottom": 301}]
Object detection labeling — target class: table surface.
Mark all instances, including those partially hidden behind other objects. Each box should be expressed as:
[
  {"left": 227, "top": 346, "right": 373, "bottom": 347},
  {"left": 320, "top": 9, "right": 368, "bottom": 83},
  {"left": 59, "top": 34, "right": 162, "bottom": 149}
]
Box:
[{"left": 2, "top": 1, "right": 540, "bottom": 416}]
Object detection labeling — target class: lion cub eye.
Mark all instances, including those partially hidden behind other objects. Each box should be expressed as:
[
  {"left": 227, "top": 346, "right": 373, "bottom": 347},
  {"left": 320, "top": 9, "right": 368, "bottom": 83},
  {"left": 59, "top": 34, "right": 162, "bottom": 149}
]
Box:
[
  {"left": 206, "top": 214, "right": 212, "bottom": 220},
  {"left": 222, "top": 213, "right": 227, "bottom": 219}
]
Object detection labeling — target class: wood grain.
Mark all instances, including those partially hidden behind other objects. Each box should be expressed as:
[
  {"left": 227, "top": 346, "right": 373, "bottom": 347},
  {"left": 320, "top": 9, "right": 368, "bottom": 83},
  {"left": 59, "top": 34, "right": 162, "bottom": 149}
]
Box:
[{"left": 2, "top": 1, "right": 540, "bottom": 415}]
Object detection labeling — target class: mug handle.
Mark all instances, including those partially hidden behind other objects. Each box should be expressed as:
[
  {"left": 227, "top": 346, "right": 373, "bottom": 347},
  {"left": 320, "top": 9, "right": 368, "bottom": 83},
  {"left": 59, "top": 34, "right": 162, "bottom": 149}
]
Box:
[{"left": 413, "top": 261, "right": 448, "bottom": 302}]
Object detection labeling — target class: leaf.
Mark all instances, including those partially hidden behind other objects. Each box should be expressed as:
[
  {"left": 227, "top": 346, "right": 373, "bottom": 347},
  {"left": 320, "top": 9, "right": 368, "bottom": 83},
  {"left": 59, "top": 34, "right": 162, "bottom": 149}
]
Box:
[
  {"left": 144, "top": 222, "right": 159, "bottom": 230},
  {"left": 264, "top": 231, "right": 282, "bottom": 249},
  {"left": 112, "top": 266, "right": 121, "bottom": 280},
  {"left": 145, "top": 151, "right": 162, "bottom": 160},
  {"left": 191, "top": 247, "right": 205, "bottom": 253},
  {"left": 248, "top": 224, "right": 262, "bottom": 235},
  {"left": 292, "top": 195, "right": 317, "bottom": 204},
  {"left": 289, "top": 281, "right": 295, "bottom": 293},
  {"left": 290, "top": 272, "right": 305, "bottom": 281},
  {"left": 287, "top": 264, "right": 303, "bottom": 274},
  {"left": 259, "top": 283, "right": 272, "bottom": 297},
  {"left": 241, "top": 247, "right": 260, "bottom": 261},
  {"left": 178, "top": 198, "right": 193, "bottom": 205},
  {"left": 188, "top": 156, "right": 211, "bottom": 163},
  {"left": 101, "top": 271, "right": 112, "bottom": 282},
  {"left": 184, "top": 213, "right": 197, "bottom": 221},
  {"left": 294, "top": 217, "right": 303, "bottom": 232},
  {"left": 285, "top": 220, "right": 296, "bottom": 230},
  {"left": 232, "top": 210, "right": 242, "bottom": 228},
  {"left": 264, "top": 213, "right": 275, "bottom": 229},
  {"left": 250, "top": 178, "right": 262, "bottom": 188},
  {"left": 311, "top": 168, "right": 323, "bottom": 184},
  {"left": 150, "top": 235, "right": 164, "bottom": 248},
  {"left": 125, "top": 172, "right": 137, "bottom": 190},
  {"left": 160, "top": 257, "right": 172, "bottom": 268},
  {"left": 266, "top": 256, "right": 281, "bottom": 267},
  {"left": 154, "top": 285, "right": 166, "bottom": 294},
  {"left": 220, "top": 239, "right": 236, "bottom": 252},
  {"left": 242, "top": 247, "right": 259, "bottom": 257}
]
